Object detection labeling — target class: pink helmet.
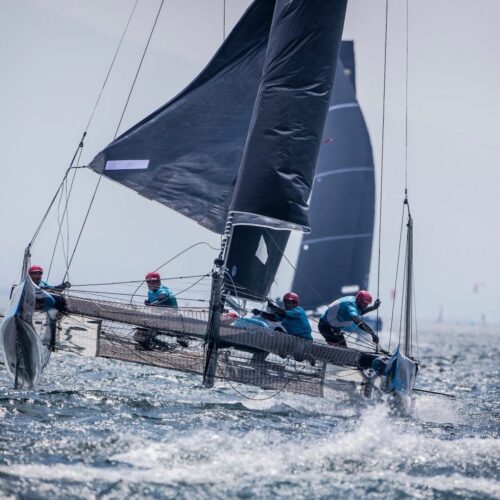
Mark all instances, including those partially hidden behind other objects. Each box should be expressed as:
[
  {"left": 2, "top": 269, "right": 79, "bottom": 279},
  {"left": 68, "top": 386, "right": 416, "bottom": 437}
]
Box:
[
  {"left": 145, "top": 272, "right": 160, "bottom": 281},
  {"left": 283, "top": 292, "right": 299, "bottom": 306},
  {"left": 28, "top": 265, "right": 43, "bottom": 274},
  {"left": 356, "top": 290, "right": 373, "bottom": 307}
]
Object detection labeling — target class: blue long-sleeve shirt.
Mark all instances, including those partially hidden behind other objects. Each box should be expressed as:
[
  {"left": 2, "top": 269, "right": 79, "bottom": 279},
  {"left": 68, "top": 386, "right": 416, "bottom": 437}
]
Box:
[
  {"left": 146, "top": 285, "right": 178, "bottom": 308},
  {"left": 280, "top": 306, "right": 312, "bottom": 340}
]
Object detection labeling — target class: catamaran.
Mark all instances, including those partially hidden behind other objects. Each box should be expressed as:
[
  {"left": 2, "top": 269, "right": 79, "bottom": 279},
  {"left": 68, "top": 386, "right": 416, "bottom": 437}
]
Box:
[{"left": 1, "top": 0, "right": 418, "bottom": 405}]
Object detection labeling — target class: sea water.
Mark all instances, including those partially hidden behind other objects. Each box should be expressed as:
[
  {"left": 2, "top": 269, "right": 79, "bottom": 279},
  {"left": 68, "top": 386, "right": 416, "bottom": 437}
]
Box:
[{"left": 0, "top": 324, "right": 498, "bottom": 499}]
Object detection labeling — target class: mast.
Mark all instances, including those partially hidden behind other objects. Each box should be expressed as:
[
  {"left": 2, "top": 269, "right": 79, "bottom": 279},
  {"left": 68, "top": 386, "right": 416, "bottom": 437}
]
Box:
[
  {"left": 202, "top": 215, "right": 234, "bottom": 388},
  {"left": 404, "top": 198, "right": 413, "bottom": 357},
  {"left": 21, "top": 245, "right": 31, "bottom": 281}
]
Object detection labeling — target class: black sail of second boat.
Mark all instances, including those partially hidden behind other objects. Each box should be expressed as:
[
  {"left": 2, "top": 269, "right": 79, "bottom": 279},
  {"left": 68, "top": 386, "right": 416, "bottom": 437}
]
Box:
[{"left": 292, "top": 43, "right": 376, "bottom": 311}]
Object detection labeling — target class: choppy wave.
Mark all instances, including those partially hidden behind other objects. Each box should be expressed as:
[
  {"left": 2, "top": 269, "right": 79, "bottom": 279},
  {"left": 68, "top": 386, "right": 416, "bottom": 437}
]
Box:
[{"left": 0, "top": 324, "right": 498, "bottom": 498}]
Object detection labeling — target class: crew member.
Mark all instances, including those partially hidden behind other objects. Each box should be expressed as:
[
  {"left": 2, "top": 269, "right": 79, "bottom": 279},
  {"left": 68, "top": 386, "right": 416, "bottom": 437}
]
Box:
[
  {"left": 253, "top": 292, "right": 312, "bottom": 340},
  {"left": 28, "top": 265, "right": 70, "bottom": 310},
  {"left": 318, "top": 290, "right": 380, "bottom": 347},
  {"left": 144, "top": 272, "right": 178, "bottom": 308}
]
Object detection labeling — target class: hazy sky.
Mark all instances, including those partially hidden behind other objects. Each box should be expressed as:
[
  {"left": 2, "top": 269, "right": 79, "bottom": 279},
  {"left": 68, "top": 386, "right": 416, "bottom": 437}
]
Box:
[{"left": 0, "top": 0, "right": 498, "bottom": 323}]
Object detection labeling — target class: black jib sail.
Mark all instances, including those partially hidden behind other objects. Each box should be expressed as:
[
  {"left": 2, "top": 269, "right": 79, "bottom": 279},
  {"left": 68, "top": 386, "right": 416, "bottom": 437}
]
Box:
[
  {"left": 224, "top": 0, "right": 348, "bottom": 301},
  {"left": 291, "top": 46, "right": 375, "bottom": 311},
  {"left": 88, "top": 0, "right": 276, "bottom": 234},
  {"left": 224, "top": 226, "right": 290, "bottom": 301}
]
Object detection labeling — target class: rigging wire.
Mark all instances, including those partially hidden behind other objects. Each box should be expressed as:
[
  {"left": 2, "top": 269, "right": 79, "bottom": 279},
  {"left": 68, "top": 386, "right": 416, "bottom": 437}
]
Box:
[
  {"left": 129, "top": 241, "right": 218, "bottom": 303},
  {"left": 388, "top": 202, "right": 406, "bottom": 351},
  {"left": 63, "top": 0, "right": 167, "bottom": 281},
  {"left": 404, "top": 0, "right": 419, "bottom": 358},
  {"left": 222, "top": 0, "right": 226, "bottom": 41},
  {"left": 30, "top": 0, "right": 140, "bottom": 256},
  {"left": 398, "top": 233, "right": 408, "bottom": 346},
  {"left": 86, "top": 0, "right": 141, "bottom": 133},
  {"left": 69, "top": 273, "right": 210, "bottom": 288},
  {"left": 376, "top": 0, "right": 390, "bottom": 304},
  {"left": 216, "top": 356, "right": 310, "bottom": 401},
  {"left": 114, "top": 0, "right": 165, "bottom": 139},
  {"left": 404, "top": 0, "right": 410, "bottom": 191},
  {"left": 266, "top": 229, "right": 330, "bottom": 308}
]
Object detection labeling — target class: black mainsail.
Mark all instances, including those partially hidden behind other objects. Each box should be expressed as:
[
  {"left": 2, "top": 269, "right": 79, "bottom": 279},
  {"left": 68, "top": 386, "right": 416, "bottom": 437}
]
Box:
[{"left": 291, "top": 45, "right": 375, "bottom": 310}]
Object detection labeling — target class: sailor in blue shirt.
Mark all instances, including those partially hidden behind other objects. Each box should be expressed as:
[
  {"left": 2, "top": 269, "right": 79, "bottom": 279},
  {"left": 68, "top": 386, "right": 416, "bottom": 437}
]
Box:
[
  {"left": 144, "top": 272, "right": 178, "bottom": 308},
  {"left": 319, "top": 290, "right": 380, "bottom": 347},
  {"left": 28, "top": 265, "right": 70, "bottom": 310},
  {"left": 253, "top": 292, "right": 312, "bottom": 340}
]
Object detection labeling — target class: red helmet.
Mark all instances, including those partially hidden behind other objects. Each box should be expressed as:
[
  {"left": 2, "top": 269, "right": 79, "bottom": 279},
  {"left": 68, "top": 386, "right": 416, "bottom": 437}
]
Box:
[
  {"left": 145, "top": 272, "right": 161, "bottom": 281},
  {"left": 283, "top": 292, "right": 299, "bottom": 306},
  {"left": 356, "top": 290, "right": 373, "bottom": 307},
  {"left": 223, "top": 311, "right": 238, "bottom": 319},
  {"left": 28, "top": 265, "right": 43, "bottom": 274}
]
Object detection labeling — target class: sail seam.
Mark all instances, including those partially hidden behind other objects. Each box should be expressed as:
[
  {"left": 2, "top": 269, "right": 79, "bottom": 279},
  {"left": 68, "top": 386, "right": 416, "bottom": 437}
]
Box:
[
  {"left": 328, "top": 102, "right": 359, "bottom": 112},
  {"left": 315, "top": 167, "right": 373, "bottom": 179},
  {"left": 304, "top": 233, "right": 371, "bottom": 245}
]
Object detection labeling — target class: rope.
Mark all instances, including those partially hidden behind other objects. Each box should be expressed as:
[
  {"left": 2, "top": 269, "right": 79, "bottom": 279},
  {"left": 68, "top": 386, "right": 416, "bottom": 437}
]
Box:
[
  {"left": 405, "top": 0, "right": 409, "bottom": 191},
  {"left": 47, "top": 158, "right": 80, "bottom": 281},
  {"left": 63, "top": 0, "right": 166, "bottom": 281},
  {"left": 388, "top": 202, "right": 406, "bottom": 351},
  {"left": 413, "top": 262, "right": 420, "bottom": 361},
  {"left": 70, "top": 273, "right": 211, "bottom": 288},
  {"left": 129, "top": 241, "right": 218, "bottom": 303},
  {"left": 30, "top": 0, "right": 140, "bottom": 254},
  {"left": 376, "top": 0, "right": 390, "bottom": 303},
  {"left": 29, "top": 139, "right": 84, "bottom": 247},
  {"left": 398, "top": 234, "right": 408, "bottom": 346},
  {"left": 266, "top": 229, "right": 330, "bottom": 308},
  {"left": 114, "top": 0, "right": 165, "bottom": 139},
  {"left": 216, "top": 356, "right": 310, "bottom": 401},
  {"left": 85, "top": 0, "right": 140, "bottom": 133},
  {"left": 222, "top": 0, "right": 226, "bottom": 41}
]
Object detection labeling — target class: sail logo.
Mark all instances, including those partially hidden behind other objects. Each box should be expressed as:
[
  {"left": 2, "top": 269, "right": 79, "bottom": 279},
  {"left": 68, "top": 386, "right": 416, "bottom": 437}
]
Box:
[
  {"left": 105, "top": 160, "right": 149, "bottom": 171},
  {"left": 255, "top": 236, "right": 268, "bottom": 265}
]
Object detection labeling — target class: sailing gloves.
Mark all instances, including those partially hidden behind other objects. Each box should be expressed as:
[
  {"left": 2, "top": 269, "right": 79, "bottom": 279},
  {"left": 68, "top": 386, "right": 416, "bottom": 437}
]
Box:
[
  {"left": 54, "top": 281, "right": 71, "bottom": 291},
  {"left": 371, "top": 332, "right": 380, "bottom": 344}
]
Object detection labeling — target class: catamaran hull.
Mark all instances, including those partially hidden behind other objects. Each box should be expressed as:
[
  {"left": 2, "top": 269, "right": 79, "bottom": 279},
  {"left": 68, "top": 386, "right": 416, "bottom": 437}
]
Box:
[
  {"left": 1, "top": 315, "right": 43, "bottom": 389},
  {"left": 383, "top": 347, "right": 418, "bottom": 412},
  {"left": 0, "top": 277, "right": 53, "bottom": 389}
]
